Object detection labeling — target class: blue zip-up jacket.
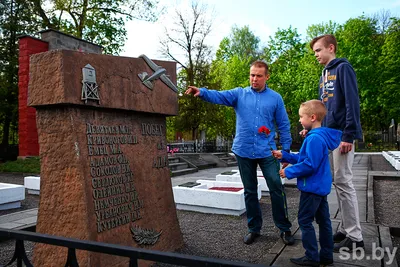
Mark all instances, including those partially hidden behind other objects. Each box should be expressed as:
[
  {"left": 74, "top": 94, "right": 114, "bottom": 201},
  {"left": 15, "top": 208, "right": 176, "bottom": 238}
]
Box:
[
  {"left": 199, "top": 86, "right": 292, "bottom": 159},
  {"left": 281, "top": 127, "right": 342, "bottom": 196},
  {"left": 319, "top": 58, "right": 362, "bottom": 143}
]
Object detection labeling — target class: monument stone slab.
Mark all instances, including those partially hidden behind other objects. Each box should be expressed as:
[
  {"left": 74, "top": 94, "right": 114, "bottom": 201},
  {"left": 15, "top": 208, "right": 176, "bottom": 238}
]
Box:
[{"left": 28, "top": 50, "right": 182, "bottom": 267}]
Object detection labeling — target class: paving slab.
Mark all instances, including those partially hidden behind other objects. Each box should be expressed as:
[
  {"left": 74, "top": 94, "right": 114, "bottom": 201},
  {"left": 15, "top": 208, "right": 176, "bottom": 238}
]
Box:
[{"left": 0, "top": 208, "right": 37, "bottom": 230}]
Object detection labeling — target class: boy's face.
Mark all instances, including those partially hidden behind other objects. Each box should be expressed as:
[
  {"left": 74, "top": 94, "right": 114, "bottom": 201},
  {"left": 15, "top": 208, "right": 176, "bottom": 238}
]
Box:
[
  {"left": 312, "top": 39, "right": 335, "bottom": 66},
  {"left": 299, "top": 107, "right": 313, "bottom": 131}
]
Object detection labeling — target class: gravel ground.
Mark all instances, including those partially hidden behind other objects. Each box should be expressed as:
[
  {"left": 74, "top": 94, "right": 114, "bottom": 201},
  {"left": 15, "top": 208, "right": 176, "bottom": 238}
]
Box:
[{"left": 155, "top": 187, "right": 300, "bottom": 266}]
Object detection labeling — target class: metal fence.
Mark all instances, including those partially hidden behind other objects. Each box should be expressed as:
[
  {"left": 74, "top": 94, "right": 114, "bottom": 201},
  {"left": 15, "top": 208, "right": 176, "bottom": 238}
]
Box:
[
  {"left": 0, "top": 229, "right": 265, "bottom": 267},
  {"left": 167, "top": 140, "right": 233, "bottom": 154}
]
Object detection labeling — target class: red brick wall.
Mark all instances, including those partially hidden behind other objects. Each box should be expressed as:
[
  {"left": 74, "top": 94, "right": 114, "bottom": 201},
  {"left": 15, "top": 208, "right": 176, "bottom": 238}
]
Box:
[{"left": 18, "top": 36, "right": 48, "bottom": 157}]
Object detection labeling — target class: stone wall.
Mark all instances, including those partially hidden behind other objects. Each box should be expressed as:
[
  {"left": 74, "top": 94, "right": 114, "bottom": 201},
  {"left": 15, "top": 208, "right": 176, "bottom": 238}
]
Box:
[
  {"left": 18, "top": 36, "right": 48, "bottom": 157},
  {"left": 39, "top": 29, "right": 102, "bottom": 53}
]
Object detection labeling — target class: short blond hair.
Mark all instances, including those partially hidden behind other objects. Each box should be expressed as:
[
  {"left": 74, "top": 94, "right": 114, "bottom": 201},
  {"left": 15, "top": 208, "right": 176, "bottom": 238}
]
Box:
[
  {"left": 300, "top": 100, "right": 327, "bottom": 121},
  {"left": 310, "top": 34, "right": 337, "bottom": 54}
]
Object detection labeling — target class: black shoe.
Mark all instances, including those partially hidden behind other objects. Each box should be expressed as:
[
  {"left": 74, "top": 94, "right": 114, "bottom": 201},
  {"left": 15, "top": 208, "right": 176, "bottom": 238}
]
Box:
[
  {"left": 290, "top": 256, "right": 319, "bottom": 267},
  {"left": 320, "top": 259, "right": 334, "bottom": 266},
  {"left": 333, "top": 231, "right": 346, "bottom": 243},
  {"left": 243, "top": 232, "right": 260, "bottom": 244},
  {"left": 333, "top": 237, "right": 364, "bottom": 252},
  {"left": 281, "top": 231, "right": 295, "bottom": 245}
]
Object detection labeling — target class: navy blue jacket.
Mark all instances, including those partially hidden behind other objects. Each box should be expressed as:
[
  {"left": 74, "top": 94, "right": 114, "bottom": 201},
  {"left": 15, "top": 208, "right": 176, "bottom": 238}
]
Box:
[
  {"left": 319, "top": 58, "right": 362, "bottom": 143},
  {"left": 281, "top": 127, "right": 342, "bottom": 196}
]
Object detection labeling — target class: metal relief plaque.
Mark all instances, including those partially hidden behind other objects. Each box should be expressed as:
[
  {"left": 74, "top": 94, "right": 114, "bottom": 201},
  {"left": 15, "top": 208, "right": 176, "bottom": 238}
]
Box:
[
  {"left": 138, "top": 54, "right": 178, "bottom": 93},
  {"left": 81, "top": 64, "right": 100, "bottom": 104}
]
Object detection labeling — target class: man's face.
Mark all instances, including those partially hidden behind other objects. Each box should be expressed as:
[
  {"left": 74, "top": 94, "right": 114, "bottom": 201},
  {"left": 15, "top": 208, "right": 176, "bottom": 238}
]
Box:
[
  {"left": 249, "top": 66, "right": 270, "bottom": 92},
  {"left": 312, "top": 39, "right": 335, "bottom": 66}
]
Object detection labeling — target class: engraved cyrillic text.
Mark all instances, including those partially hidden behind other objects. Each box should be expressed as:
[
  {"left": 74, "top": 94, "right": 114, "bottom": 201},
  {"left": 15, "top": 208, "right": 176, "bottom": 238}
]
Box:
[{"left": 86, "top": 123, "right": 143, "bottom": 233}]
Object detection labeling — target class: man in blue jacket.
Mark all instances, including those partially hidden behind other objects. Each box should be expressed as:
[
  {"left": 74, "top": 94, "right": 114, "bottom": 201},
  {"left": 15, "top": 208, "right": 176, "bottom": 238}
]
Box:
[
  {"left": 273, "top": 100, "right": 342, "bottom": 266},
  {"left": 185, "top": 60, "right": 294, "bottom": 246},
  {"left": 310, "top": 34, "right": 364, "bottom": 252}
]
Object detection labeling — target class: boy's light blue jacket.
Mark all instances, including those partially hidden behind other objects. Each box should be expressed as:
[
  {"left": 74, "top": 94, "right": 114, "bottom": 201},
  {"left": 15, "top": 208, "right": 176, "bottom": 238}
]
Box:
[{"left": 281, "top": 127, "right": 342, "bottom": 196}]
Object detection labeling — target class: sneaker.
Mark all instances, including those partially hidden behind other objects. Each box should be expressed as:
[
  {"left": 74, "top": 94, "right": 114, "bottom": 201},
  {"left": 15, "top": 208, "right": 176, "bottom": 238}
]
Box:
[
  {"left": 333, "top": 237, "right": 364, "bottom": 252},
  {"left": 281, "top": 231, "right": 295, "bottom": 245},
  {"left": 333, "top": 231, "right": 346, "bottom": 243},
  {"left": 290, "top": 255, "right": 319, "bottom": 266}
]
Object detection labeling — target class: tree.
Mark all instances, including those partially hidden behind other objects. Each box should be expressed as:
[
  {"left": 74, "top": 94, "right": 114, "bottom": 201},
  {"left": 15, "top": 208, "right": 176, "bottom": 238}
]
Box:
[
  {"left": 336, "top": 16, "right": 383, "bottom": 130},
  {"left": 30, "top": 0, "right": 162, "bottom": 54},
  {"left": 159, "top": 1, "right": 214, "bottom": 140},
  {"left": 263, "top": 27, "right": 307, "bottom": 127},
  {"left": 305, "top": 20, "right": 341, "bottom": 42},
  {"left": 204, "top": 26, "right": 262, "bottom": 139},
  {"left": 0, "top": 0, "right": 40, "bottom": 146},
  {"left": 378, "top": 18, "right": 400, "bottom": 126}
]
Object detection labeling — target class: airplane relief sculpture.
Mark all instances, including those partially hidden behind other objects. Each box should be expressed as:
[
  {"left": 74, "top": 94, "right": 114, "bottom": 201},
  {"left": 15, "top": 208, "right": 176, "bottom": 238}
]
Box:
[{"left": 138, "top": 54, "right": 178, "bottom": 93}]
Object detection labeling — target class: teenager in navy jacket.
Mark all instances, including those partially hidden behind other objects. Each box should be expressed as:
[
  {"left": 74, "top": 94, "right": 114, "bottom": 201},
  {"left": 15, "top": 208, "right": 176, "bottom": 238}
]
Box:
[{"left": 311, "top": 34, "right": 364, "bottom": 252}]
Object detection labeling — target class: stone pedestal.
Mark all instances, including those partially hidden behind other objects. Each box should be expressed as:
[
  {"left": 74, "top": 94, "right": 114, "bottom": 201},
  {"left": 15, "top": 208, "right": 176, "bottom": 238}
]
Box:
[{"left": 29, "top": 50, "right": 182, "bottom": 266}]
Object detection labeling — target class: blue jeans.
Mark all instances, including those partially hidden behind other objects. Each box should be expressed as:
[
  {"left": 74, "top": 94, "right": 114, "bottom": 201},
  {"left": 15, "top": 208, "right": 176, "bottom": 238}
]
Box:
[
  {"left": 235, "top": 154, "right": 292, "bottom": 233},
  {"left": 298, "top": 191, "right": 333, "bottom": 262}
]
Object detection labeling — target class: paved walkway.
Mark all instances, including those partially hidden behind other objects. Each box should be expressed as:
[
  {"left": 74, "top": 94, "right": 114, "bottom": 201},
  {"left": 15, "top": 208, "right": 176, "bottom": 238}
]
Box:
[
  {"left": 0, "top": 208, "right": 37, "bottom": 230},
  {"left": 0, "top": 153, "right": 399, "bottom": 266}
]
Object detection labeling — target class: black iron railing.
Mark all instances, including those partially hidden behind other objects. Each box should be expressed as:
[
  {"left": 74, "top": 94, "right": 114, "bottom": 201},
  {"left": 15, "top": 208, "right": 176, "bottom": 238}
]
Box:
[
  {"left": 0, "top": 229, "right": 266, "bottom": 267},
  {"left": 167, "top": 141, "right": 233, "bottom": 154}
]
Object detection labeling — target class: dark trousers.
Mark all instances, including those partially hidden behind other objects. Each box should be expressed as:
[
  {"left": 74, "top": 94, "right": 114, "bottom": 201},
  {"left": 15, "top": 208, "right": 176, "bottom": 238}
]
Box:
[
  {"left": 298, "top": 191, "right": 333, "bottom": 262},
  {"left": 236, "top": 154, "right": 292, "bottom": 233}
]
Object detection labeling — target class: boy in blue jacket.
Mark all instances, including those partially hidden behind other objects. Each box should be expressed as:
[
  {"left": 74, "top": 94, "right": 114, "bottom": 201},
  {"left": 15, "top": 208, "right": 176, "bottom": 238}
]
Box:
[{"left": 273, "top": 100, "right": 342, "bottom": 267}]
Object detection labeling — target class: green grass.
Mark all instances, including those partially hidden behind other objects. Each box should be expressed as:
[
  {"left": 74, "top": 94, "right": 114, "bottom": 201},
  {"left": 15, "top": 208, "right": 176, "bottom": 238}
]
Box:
[{"left": 0, "top": 157, "right": 40, "bottom": 174}]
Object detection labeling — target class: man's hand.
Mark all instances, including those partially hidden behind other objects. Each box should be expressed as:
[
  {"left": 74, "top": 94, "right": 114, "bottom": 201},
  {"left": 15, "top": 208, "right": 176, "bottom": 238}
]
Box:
[
  {"left": 279, "top": 169, "right": 286, "bottom": 178},
  {"left": 299, "top": 129, "right": 308, "bottom": 138},
  {"left": 185, "top": 86, "right": 201, "bottom": 97},
  {"left": 271, "top": 150, "right": 282, "bottom": 159},
  {"left": 340, "top": 141, "right": 353, "bottom": 154}
]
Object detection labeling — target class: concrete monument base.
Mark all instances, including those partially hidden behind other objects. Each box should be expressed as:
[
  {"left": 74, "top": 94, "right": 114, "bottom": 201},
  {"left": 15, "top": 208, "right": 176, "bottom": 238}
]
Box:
[
  {"left": 173, "top": 180, "right": 261, "bottom": 216},
  {"left": 24, "top": 176, "right": 40, "bottom": 195},
  {"left": 0, "top": 183, "right": 25, "bottom": 210}
]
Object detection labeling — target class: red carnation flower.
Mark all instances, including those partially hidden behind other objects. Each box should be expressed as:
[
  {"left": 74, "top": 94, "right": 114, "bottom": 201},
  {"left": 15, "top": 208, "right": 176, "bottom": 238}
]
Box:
[{"left": 258, "top": 126, "right": 271, "bottom": 135}]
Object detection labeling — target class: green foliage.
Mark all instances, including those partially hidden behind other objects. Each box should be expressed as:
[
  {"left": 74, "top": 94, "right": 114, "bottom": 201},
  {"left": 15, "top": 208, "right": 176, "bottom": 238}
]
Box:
[
  {"left": 377, "top": 18, "right": 400, "bottom": 127},
  {"left": 305, "top": 21, "right": 341, "bottom": 42},
  {"left": 0, "top": 0, "right": 41, "bottom": 145},
  {"left": 336, "top": 16, "right": 384, "bottom": 130},
  {"left": 263, "top": 27, "right": 312, "bottom": 129},
  {"left": 202, "top": 26, "right": 262, "bottom": 139},
  {"left": 0, "top": 157, "right": 40, "bottom": 173}
]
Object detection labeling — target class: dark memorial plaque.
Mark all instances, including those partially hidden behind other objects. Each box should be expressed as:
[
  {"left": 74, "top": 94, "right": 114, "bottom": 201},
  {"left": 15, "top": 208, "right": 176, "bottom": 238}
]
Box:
[{"left": 28, "top": 50, "right": 183, "bottom": 267}]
